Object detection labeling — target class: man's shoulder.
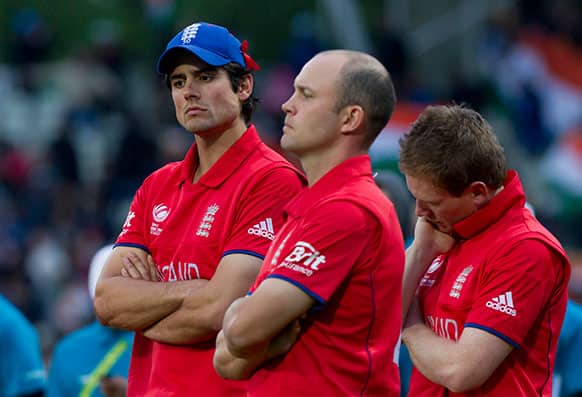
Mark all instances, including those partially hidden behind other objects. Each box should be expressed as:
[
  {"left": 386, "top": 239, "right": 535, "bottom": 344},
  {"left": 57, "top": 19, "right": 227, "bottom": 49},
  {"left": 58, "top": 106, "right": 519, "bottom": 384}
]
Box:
[
  {"left": 242, "top": 143, "right": 305, "bottom": 184},
  {"left": 250, "top": 143, "right": 297, "bottom": 169},
  {"left": 320, "top": 179, "right": 391, "bottom": 215}
]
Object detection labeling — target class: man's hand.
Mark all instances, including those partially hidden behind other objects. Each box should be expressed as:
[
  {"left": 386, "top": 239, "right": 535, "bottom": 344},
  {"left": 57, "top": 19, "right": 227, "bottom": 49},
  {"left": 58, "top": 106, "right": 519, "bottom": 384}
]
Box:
[
  {"left": 265, "top": 318, "right": 302, "bottom": 360},
  {"left": 402, "top": 217, "right": 456, "bottom": 321},
  {"left": 99, "top": 376, "right": 128, "bottom": 397},
  {"left": 214, "top": 317, "right": 302, "bottom": 380},
  {"left": 120, "top": 253, "right": 160, "bottom": 281},
  {"left": 411, "top": 217, "right": 456, "bottom": 262}
]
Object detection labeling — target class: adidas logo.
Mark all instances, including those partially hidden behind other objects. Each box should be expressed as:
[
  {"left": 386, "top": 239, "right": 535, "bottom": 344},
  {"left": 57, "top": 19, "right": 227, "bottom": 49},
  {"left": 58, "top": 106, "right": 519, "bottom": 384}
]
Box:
[
  {"left": 486, "top": 291, "right": 517, "bottom": 316},
  {"left": 248, "top": 218, "right": 275, "bottom": 240}
]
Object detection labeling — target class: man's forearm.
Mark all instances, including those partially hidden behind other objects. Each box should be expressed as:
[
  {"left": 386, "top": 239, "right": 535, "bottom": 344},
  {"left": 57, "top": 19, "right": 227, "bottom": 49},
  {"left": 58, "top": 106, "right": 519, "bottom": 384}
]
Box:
[
  {"left": 402, "top": 300, "right": 508, "bottom": 393},
  {"left": 141, "top": 279, "right": 216, "bottom": 344},
  {"left": 94, "top": 276, "right": 190, "bottom": 331},
  {"left": 402, "top": 246, "right": 437, "bottom": 320},
  {"left": 214, "top": 330, "right": 268, "bottom": 380},
  {"left": 403, "top": 321, "right": 459, "bottom": 387}
]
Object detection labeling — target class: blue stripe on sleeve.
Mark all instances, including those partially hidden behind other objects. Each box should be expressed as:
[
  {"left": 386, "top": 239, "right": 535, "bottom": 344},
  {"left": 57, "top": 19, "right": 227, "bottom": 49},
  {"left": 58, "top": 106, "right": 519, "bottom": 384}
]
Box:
[
  {"left": 113, "top": 243, "right": 151, "bottom": 254},
  {"left": 222, "top": 250, "right": 265, "bottom": 260},
  {"left": 464, "top": 322, "right": 520, "bottom": 348},
  {"left": 266, "top": 274, "right": 326, "bottom": 308}
]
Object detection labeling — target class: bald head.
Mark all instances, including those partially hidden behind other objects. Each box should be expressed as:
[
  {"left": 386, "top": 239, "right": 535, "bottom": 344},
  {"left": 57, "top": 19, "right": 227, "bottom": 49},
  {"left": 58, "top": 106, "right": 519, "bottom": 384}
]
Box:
[{"left": 320, "top": 50, "right": 396, "bottom": 146}]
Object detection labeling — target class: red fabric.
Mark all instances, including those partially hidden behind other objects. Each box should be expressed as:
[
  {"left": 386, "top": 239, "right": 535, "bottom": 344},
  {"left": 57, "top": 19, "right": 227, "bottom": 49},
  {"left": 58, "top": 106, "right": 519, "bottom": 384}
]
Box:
[{"left": 248, "top": 155, "right": 404, "bottom": 396}]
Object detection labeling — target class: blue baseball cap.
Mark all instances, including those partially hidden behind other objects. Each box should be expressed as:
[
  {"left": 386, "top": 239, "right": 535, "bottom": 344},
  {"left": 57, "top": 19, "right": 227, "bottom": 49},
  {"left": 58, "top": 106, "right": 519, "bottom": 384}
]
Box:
[{"left": 156, "top": 22, "right": 260, "bottom": 74}]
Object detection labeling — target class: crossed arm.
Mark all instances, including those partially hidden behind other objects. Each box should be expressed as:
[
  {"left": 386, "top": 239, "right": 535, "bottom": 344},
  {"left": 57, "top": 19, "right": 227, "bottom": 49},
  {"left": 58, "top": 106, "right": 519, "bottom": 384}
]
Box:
[
  {"left": 213, "top": 278, "right": 315, "bottom": 380},
  {"left": 94, "top": 246, "right": 262, "bottom": 344}
]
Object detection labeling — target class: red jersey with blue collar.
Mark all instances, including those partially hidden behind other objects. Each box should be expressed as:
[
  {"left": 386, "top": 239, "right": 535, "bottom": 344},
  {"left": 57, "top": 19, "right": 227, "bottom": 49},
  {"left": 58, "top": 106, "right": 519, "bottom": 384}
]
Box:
[
  {"left": 247, "top": 155, "right": 404, "bottom": 396},
  {"left": 115, "top": 125, "right": 305, "bottom": 397},
  {"left": 409, "top": 171, "right": 570, "bottom": 397}
]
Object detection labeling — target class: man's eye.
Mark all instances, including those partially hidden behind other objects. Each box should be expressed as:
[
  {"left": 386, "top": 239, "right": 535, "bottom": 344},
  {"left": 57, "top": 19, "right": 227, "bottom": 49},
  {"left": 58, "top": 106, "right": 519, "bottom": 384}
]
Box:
[
  {"left": 173, "top": 80, "right": 185, "bottom": 89},
  {"left": 199, "top": 74, "right": 214, "bottom": 81}
]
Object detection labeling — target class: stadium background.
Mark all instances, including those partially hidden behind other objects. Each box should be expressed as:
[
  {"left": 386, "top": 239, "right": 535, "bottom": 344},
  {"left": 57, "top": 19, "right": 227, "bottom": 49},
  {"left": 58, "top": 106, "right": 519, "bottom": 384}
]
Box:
[{"left": 0, "top": 0, "right": 580, "bottom": 366}]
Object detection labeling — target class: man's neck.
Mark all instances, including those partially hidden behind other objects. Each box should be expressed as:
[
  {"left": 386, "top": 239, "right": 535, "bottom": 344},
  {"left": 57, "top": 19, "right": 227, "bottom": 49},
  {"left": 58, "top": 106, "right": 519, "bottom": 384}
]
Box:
[
  {"left": 301, "top": 145, "right": 366, "bottom": 187},
  {"left": 193, "top": 120, "right": 248, "bottom": 183}
]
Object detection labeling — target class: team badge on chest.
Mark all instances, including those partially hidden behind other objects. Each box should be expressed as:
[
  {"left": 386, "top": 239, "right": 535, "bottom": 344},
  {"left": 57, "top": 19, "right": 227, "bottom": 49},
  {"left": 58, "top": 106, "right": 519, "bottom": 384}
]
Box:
[
  {"left": 449, "top": 265, "right": 473, "bottom": 298},
  {"left": 196, "top": 204, "right": 220, "bottom": 238}
]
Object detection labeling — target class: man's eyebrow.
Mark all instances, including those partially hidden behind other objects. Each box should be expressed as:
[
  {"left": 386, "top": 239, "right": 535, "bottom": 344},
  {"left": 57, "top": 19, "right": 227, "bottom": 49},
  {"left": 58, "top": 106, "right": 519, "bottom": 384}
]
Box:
[
  {"left": 295, "top": 83, "right": 313, "bottom": 93},
  {"left": 170, "top": 66, "right": 219, "bottom": 80}
]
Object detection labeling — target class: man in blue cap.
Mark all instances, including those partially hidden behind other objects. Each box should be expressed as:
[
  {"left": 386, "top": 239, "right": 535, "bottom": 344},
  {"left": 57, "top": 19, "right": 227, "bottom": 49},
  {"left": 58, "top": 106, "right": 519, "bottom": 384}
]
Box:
[{"left": 94, "top": 22, "right": 304, "bottom": 396}]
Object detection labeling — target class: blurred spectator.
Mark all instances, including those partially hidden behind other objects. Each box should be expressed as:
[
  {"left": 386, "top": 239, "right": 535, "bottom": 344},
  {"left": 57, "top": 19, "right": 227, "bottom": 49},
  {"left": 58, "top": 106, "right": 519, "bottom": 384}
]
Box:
[
  {"left": 47, "top": 244, "right": 133, "bottom": 397},
  {"left": 374, "top": 170, "right": 415, "bottom": 242},
  {"left": 7, "top": 8, "right": 53, "bottom": 65},
  {"left": 0, "top": 293, "right": 46, "bottom": 397},
  {"left": 554, "top": 299, "right": 582, "bottom": 397}
]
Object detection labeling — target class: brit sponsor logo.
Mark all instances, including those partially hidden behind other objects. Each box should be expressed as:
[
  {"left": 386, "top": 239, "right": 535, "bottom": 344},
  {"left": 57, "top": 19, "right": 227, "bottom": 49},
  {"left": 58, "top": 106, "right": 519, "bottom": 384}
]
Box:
[
  {"left": 486, "top": 291, "right": 517, "bottom": 316},
  {"left": 248, "top": 218, "right": 275, "bottom": 240},
  {"left": 449, "top": 265, "right": 473, "bottom": 299},
  {"left": 277, "top": 241, "right": 326, "bottom": 277},
  {"left": 181, "top": 23, "right": 200, "bottom": 44},
  {"left": 196, "top": 204, "right": 219, "bottom": 238},
  {"left": 119, "top": 210, "right": 136, "bottom": 236}
]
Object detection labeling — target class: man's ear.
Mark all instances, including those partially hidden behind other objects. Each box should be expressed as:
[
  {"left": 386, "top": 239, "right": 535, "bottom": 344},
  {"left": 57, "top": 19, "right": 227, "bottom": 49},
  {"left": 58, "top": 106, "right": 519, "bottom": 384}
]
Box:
[
  {"left": 467, "top": 181, "right": 491, "bottom": 209},
  {"left": 238, "top": 74, "right": 253, "bottom": 101},
  {"left": 339, "top": 105, "right": 365, "bottom": 136}
]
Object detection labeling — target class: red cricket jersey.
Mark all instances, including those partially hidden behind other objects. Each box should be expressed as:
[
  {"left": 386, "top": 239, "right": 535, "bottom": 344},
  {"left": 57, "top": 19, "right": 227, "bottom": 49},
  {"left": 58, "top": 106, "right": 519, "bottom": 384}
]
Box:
[
  {"left": 408, "top": 171, "right": 570, "bottom": 397},
  {"left": 247, "top": 155, "right": 404, "bottom": 396},
  {"left": 115, "top": 125, "right": 305, "bottom": 396}
]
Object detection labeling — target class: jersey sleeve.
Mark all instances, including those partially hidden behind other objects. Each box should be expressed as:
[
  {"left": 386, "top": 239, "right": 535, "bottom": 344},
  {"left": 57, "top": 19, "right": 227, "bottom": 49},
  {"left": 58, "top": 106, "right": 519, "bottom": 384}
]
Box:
[
  {"left": 222, "top": 167, "right": 304, "bottom": 258},
  {"left": 464, "top": 239, "right": 560, "bottom": 347},
  {"left": 266, "top": 200, "right": 373, "bottom": 305},
  {"left": 115, "top": 179, "right": 150, "bottom": 251}
]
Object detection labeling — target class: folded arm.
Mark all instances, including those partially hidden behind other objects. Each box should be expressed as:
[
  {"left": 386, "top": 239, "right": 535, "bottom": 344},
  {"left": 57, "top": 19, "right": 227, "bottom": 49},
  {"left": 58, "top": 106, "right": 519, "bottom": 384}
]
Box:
[
  {"left": 402, "top": 298, "right": 513, "bottom": 393},
  {"left": 94, "top": 246, "right": 205, "bottom": 331},
  {"left": 140, "top": 253, "right": 263, "bottom": 344},
  {"left": 213, "top": 277, "right": 314, "bottom": 380}
]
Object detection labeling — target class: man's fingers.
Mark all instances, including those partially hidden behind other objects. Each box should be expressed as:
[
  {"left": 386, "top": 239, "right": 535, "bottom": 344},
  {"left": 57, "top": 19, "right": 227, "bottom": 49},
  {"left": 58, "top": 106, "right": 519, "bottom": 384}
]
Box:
[
  {"left": 130, "top": 253, "right": 153, "bottom": 280},
  {"left": 147, "top": 255, "right": 160, "bottom": 281},
  {"left": 122, "top": 256, "right": 142, "bottom": 279}
]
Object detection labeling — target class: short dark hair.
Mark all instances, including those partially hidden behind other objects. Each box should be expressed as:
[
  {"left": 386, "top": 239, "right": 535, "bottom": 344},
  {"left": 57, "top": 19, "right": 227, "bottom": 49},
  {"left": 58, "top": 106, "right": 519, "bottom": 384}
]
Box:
[
  {"left": 399, "top": 105, "right": 506, "bottom": 196},
  {"left": 333, "top": 52, "right": 396, "bottom": 147}
]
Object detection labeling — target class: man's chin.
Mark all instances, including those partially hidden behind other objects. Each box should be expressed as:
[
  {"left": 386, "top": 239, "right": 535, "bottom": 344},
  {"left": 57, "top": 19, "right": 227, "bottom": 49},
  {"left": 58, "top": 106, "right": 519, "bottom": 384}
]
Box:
[{"left": 427, "top": 219, "right": 452, "bottom": 235}]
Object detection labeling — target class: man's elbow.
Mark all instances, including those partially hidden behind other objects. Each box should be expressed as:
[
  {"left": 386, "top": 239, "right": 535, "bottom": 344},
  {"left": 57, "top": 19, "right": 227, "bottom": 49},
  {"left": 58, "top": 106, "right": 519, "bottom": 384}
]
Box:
[
  {"left": 222, "top": 318, "right": 259, "bottom": 357},
  {"left": 212, "top": 350, "right": 252, "bottom": 380},
  {"left": 93, "top": 292, "right": 114, "bottom": 326},
  {"left": 444, "top": 366, "right": 490, "bottom": 393},
  {"left": 93, "top": 282, "right": 120, "bottom": 327}
]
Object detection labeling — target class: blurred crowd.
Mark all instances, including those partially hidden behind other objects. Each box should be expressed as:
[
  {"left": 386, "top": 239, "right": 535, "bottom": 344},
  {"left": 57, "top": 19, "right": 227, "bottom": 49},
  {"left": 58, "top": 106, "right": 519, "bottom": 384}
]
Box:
[{"left": 0, "top": 0, "right": 580, "bottom": 370}]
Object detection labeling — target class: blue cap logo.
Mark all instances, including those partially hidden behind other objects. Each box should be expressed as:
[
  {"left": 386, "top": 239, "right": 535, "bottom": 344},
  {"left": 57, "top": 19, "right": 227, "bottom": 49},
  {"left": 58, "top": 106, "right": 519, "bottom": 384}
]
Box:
[{"left": 156, "top": 22, "right": 260, "bottom": 74}]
